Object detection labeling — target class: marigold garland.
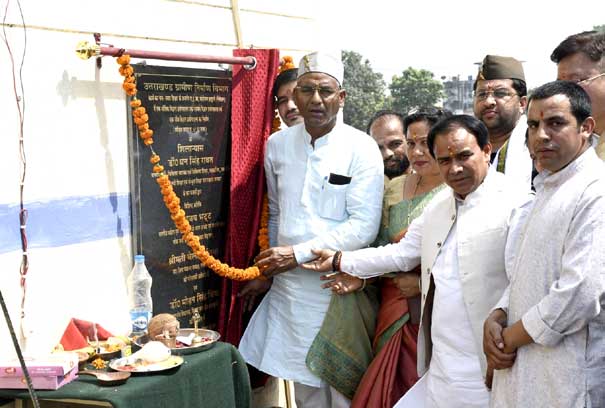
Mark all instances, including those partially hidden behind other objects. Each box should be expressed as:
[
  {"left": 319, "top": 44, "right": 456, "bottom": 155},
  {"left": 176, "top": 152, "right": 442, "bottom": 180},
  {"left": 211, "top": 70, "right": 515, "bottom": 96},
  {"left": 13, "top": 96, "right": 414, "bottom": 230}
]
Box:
[
  {"left": 117, "top": 54, "right": 260, "bottom": 281},
  {"left": 280, "top": 56, "right": 296, "bottom": 72},
  {"left": 256, "top": 111, "right": 281, "bottom": 252}
]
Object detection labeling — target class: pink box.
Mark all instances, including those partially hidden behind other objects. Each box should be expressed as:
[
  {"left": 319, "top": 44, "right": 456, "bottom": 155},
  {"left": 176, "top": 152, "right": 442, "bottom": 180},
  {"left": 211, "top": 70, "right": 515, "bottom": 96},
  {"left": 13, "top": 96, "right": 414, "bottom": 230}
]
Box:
[
  {"left": 0, "top": 366, "right": 78, "bottom": 390},
  {"left": 0, "top": 353, "right": 79, "bottom": 377}
]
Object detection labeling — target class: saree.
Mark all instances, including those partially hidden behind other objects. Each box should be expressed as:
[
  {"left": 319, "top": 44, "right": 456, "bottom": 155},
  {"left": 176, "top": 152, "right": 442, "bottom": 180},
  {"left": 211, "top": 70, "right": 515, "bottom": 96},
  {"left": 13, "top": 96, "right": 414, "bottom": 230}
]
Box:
[{"left": 305, "top": 285, "right": 379, "bottom": 399}]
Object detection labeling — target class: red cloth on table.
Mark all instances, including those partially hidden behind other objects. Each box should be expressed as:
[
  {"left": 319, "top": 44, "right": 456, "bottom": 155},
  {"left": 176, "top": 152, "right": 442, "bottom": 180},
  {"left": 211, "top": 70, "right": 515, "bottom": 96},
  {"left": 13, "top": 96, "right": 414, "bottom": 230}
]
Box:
[
  {"left": 59, "top": 318, "right": 113, "bottom": 351},
  {"left": 218, "top": 49, "right": 279, "bottom": 345}
]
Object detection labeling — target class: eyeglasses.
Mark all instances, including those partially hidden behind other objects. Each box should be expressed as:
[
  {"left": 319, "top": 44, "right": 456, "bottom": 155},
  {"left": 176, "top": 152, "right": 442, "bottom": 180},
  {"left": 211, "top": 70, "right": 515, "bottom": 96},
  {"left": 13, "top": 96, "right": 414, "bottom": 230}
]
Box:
[
  {"left": 295, "top": 85, "right": 340, "bottom": 99},
  {"left": 576, "top": 73, "right": 605, "bottom": 85},
  {"left": 474, "top": 89, "right": 517, "bottom": 101}
]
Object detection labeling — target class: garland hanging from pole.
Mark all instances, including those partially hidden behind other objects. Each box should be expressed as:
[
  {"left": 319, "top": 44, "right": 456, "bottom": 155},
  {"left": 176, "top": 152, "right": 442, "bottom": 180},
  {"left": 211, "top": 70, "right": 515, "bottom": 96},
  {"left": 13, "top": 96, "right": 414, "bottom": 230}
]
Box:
[{"left": 117, "top": 54, "right": 261, "bottom": 281}]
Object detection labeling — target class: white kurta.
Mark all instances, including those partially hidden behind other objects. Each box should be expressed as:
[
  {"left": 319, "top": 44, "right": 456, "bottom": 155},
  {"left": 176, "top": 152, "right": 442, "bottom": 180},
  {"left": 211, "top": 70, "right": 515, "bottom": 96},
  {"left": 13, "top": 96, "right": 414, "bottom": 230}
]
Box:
[
  {"left": 238, "top": 122, "right": 384, "bottom": 386},
  {"left": 340, "top": 172, "right": 529, "bottom": 407},
  {"left": 491, "top": 148, "right": 605, "bottom": 408},
  {"left": 489, "top": 116, "right": 533, "bottom": 192},
  {"left": 425, "top": 221, "right": 490, "bottom": 408}
]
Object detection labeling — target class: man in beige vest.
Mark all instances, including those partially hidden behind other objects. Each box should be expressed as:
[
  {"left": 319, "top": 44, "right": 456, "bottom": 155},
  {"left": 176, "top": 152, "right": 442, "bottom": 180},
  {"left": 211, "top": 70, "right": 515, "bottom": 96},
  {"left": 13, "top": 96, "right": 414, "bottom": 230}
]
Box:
[
  {"left": 303, "top": 115, "right": 530, "bottom": 407},
  {"left": 551, "top": 30, "right": 605, "bottom": 160}
]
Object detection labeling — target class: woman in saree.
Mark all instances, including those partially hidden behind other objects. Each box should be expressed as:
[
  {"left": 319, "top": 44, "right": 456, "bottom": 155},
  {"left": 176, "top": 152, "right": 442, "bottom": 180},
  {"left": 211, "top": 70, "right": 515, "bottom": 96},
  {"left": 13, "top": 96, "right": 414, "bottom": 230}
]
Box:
[{"left": 323, "top": 107, "right": 450, "bottom": 408}]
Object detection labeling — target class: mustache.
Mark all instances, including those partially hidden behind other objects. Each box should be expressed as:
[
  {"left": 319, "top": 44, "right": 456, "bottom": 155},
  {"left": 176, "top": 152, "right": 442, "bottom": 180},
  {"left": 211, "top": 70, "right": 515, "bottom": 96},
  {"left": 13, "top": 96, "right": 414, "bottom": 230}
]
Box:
[{"left": 534, "top": 143, "right": 557, "bottom": 151}]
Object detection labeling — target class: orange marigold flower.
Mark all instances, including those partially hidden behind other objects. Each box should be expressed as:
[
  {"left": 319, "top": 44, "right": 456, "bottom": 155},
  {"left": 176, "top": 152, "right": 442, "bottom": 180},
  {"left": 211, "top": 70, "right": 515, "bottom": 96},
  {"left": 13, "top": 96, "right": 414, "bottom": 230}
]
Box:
[
  {"left": 164, "top": 194, "right": 179, "bottom": 205},
  {"left": 117, "top": 55, "right": 131, "bottom": 65},
  {"left": 140, "top": 129, "right": 154, "bottom": 139},
  {"left": 171, "top": 209, "right": 186, "bottom": 222},
  {"left": 130, "top": 99, "right": 142, "bottom": 108},
  {"left": 119, "top": 66, "right": 134, "bottom": 77},
  {"left": 279, "top": 56, "right": 295, "bottom": 73},
  {"left": 138, "top": 123, "right": 150, "bottom": 132},
  {"left": 124, "top": 75, "right": 135, "bottom": 83},
  {"left": 134, "top": 116, "right": 147, "bottom": 126},
  {"left": 133, "top": 107, "right": 146, "bottom": 117},
  {"left": 150, "top": 154, "right": 160, "bottom": 164},
  {"left": 271, "top": 111, "right": 281, "bottom": 133},
  {"left": 143, "top": 137, "right": 153, "bottom": 145},
  {"left": 122, "top": 82, "right": 136, "bottom": 92},
  {"left": 153, "top": 164, "right": 164, "bottom": 173}
]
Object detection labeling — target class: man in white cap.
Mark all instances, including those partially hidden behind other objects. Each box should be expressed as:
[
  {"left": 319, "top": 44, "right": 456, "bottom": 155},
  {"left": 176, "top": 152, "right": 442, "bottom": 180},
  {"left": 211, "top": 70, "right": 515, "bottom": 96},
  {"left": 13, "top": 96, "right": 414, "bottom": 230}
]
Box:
[{"left": 238, "top": 51, "right": 384, "bottom": 407}]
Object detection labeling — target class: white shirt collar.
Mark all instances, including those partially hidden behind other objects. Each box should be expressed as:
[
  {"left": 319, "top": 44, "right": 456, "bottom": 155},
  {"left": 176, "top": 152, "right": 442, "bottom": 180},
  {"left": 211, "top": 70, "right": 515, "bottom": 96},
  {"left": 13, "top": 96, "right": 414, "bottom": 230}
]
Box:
[
  {"left": 454, "top": 169, "right": 495, "bottom": 206},
  {"left": 534, "top": 147, "right": 597, "bottom": 191}
]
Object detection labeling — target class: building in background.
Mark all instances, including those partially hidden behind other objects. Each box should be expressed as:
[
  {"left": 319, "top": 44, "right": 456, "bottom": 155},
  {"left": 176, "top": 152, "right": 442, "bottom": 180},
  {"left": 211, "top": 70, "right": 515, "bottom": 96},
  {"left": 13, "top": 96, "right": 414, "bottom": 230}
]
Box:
[{"left": 441, "top": 75, "right": 474, "bottom": 114}]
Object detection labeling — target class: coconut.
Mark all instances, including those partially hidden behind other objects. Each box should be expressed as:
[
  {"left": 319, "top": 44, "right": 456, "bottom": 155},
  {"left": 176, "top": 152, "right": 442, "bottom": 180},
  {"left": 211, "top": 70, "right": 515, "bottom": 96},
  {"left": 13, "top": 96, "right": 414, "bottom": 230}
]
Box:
[{"left": 148, "top": 313, "right": 179, "bottom": 339}]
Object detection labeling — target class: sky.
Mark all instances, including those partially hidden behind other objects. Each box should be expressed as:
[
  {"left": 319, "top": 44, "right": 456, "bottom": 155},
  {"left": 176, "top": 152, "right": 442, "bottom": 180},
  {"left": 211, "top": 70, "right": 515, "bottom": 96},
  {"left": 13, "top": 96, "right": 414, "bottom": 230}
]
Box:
[{"left": 317, "top": 0, "right": 604, "bottom": 88}]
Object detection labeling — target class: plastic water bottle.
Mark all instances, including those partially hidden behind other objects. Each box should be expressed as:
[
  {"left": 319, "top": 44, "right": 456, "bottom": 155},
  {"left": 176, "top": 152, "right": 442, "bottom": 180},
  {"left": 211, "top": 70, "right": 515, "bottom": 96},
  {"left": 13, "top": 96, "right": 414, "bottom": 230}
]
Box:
[{"left": 127, "top": 254, "right": 153, "bottom": 336}]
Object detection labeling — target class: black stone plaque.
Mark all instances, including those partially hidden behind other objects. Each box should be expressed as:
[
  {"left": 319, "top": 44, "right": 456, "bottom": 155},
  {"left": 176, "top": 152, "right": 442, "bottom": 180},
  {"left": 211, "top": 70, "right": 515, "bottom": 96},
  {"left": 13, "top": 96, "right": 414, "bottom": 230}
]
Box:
[{"left": 128, "top": 64, "right": 231, "bottom": 331}]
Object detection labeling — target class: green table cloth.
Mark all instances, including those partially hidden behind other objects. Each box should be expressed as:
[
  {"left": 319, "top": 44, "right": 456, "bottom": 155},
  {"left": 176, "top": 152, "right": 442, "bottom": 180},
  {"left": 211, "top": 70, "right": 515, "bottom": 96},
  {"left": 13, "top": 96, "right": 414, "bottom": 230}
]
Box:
[{"left": 0, "top": 342, "right": 251, "bottom": 408}]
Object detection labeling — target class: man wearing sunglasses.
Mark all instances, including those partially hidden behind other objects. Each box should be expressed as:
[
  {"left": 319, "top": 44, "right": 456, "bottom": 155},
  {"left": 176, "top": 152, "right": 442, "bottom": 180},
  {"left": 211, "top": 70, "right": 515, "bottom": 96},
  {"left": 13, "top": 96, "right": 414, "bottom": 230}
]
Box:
[
  {"left": 239, "top": 51, "right": 384, "bottom": 407},
  {"left": 473, "top": 55, "right": 533, "bottom": 192},
  {"left": 551, "top": 30, "right": 605, "bottom": 160}
]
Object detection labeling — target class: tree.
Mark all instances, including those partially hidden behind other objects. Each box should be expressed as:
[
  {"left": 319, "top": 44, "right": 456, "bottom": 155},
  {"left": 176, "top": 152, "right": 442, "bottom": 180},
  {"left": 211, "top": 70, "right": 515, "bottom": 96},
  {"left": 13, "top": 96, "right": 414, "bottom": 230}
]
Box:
[
  {"left": 342, "top": 50, "right": 387, "bottom": 131},
  {"left": 389, "top": 68, "right": 444, "bottom": 114},
  {"left": 593, "top": 24, "right": 605, "bottom": 32}
]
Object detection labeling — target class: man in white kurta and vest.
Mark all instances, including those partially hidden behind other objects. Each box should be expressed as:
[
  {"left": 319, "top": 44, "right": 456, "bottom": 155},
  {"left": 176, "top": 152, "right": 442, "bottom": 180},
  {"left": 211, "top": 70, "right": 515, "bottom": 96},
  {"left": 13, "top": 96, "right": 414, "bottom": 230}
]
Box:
[
  {"left": 303, "top": 115, "right": 530, "bottom": 407},
  {"left": 473, "top": 55, "right": 534, "bottom": 191},
  {"left": 238, "top": 51, "right": 384, "bottom": 408},
  {"left": 484, "top": 81, "right": 605, "bottom": 407}
]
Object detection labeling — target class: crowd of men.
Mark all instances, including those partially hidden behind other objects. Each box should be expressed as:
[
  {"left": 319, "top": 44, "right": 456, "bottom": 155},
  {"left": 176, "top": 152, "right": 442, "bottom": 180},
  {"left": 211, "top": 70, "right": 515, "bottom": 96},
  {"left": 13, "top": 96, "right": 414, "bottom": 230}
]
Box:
[{"left": 238, "top": 29, "right": 605, "bottom": 408}]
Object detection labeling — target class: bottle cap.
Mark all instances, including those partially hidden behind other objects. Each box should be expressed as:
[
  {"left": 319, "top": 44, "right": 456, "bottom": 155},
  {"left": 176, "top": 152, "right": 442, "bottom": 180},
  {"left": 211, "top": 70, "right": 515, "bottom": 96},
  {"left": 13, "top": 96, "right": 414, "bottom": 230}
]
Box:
[{"left": 134, "top": 254, "right": 145, "bottom": 263}]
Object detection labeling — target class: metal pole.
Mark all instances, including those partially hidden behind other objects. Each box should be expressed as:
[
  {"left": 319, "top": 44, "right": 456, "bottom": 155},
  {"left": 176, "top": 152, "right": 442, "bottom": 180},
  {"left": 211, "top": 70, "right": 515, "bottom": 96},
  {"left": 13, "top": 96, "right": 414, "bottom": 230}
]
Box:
[
  {"left": 99, "top": 46, "right": 255, "bottom": 66},
  {"left": 0, "top": 289, "right": 40, "bottom": 407},
  {"left": 76, "top": 41, "right": 257, "bottom": 70}
]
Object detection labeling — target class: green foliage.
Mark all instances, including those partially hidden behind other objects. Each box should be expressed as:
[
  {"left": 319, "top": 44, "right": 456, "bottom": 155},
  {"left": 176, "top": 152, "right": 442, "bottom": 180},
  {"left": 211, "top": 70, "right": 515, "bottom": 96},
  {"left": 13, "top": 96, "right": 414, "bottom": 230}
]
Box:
[
  {"left": 593, "top": 24, "right": 605, "bottom": 32},
  {"left": 389, "top": 68, "right": 444, "bottom": 114},
  {"left": 342, "top": 50, "right": 387, "bottom": 131}
]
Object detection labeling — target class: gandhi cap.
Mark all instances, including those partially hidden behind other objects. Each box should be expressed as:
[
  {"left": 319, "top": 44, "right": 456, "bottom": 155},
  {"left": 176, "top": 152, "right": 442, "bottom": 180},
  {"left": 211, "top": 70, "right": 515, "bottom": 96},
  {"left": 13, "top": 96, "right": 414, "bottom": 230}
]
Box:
[
  {"left": 476, "top": 55, "right": 525, "bottom": 82},
  {"left": 298, "top": 51, "right": 344, "bottom": 86}
]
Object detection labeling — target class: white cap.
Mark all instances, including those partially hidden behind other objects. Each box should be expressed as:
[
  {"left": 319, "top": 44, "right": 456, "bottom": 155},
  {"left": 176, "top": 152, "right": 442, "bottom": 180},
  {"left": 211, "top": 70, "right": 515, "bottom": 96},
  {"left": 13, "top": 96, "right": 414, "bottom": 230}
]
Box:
[{"left": 298, "top": 51, "right": 344, "bottom": 86}]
